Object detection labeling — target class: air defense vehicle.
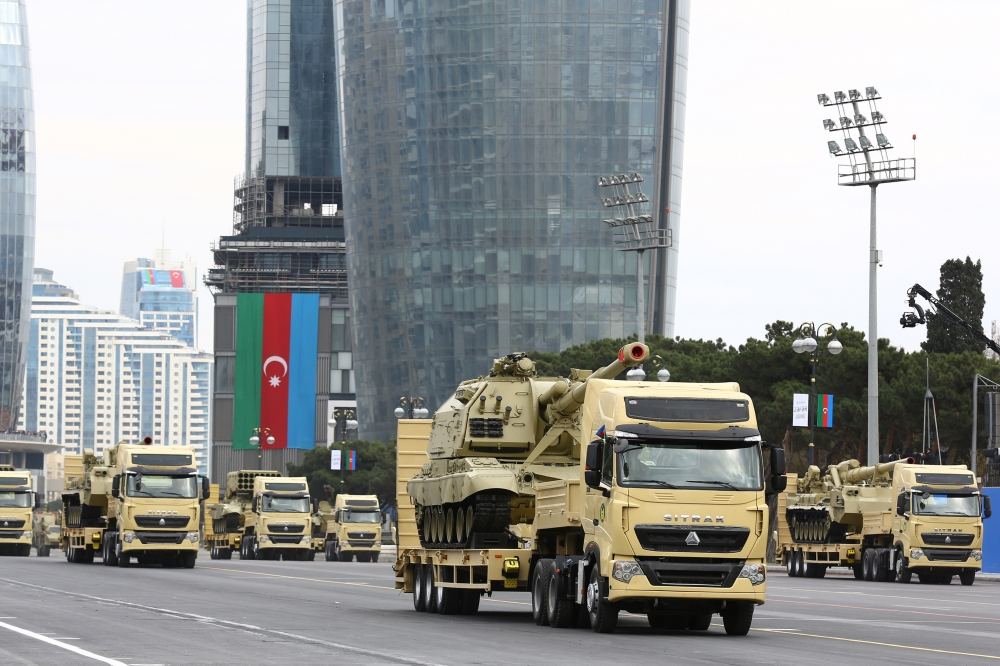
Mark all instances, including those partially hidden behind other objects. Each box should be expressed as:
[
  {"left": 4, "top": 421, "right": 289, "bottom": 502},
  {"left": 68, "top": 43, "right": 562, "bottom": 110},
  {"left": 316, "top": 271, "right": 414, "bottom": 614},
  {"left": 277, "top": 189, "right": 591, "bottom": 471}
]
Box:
[
  {"left": 0, "top": 466, "right": 34, "bottom": 556},
  {"left": 61, "top": 441, "right": 208, "bottom": 567},
  {"left": 777, "top": 459, "right": 988, "bottom": 584},
  {"left": 209, "top": 471, "right": 314, "bottom": 561},
  {"left": 32, "top": 511, "right": 61, "bottom": 556},
  {"left": 318, "top": 494, "right": 382, "bottom": 562},
  {"left": 397, "top": 342, "right": 786, "bottom": 635}
]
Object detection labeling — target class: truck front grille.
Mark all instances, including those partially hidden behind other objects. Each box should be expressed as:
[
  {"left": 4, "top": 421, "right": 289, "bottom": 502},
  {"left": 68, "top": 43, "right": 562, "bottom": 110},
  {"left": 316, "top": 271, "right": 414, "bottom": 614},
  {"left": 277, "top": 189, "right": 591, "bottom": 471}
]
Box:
[
  {"left": 347, "top": 531, "right": 376, "bottom": 539},
  {"left": 921, "top": 533, "right": 974, "bottom": 546},
  {"left": 633, "top": 525, "right": 750, "bottom": 553},
  {"left": 637, "top": 557, "right": 744, "bottom": 587},
  {"left": 0, "top": 530, "right": 24, "bottom": 539},
  {"left": 267, "top": 523, "right": 305, "bottom": 534},
  {"left": 135, "top": 531, "right": 186, "bottom": 545},
  {"left": 135, "top": 516, "right": 190, "bottom": 529},
  {"left": 348, "top": 540, "right": 376, "bottom": 548},
  {"left": 267, "top": 535, "right": 304, "bottom": 544},
  {"left": 0, "top": 519, "right": 26, "bottom": 529},
  {"left": 924, "top": 548, "right": 971, "bottom": 561}
]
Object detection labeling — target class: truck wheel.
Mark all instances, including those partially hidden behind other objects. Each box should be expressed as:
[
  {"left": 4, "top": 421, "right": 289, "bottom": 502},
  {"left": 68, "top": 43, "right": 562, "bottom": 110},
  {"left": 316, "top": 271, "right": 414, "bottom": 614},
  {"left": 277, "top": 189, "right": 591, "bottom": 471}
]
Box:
[
  {"left": 223, "top": 548, "right": 232, "bottom": 560},
  {"left": 436, "top": 584, "right": 462, "bottom": 615},
  {"left": 862, "top": 550, "right": 874, "bottom": 581},
  {"left": 586, "top": 567, "right": 618, "bottom": 634},
  {"left": 532, "top": 559, "right": 553, "bottom": 626},
  {"left": 722, "top": 602, "right": 754, "bottom": 636},
  {"left": 180, "top": 551, "right": 197, "bottom": 569},
  {"left": 894, "top": 550, "right": 912, "bottom": 583},
  {"left": 412, "top": 564, "right": 427, "bottom": 612},
  {"left": 795, "top": 550, "right": 806, "bottom": 578},
  {"left": 959, "top": 570, "right": 975, "bottom": 586},
  {"left": 874, "top": 550, "right": 891, "bottom": 582},
  {"left": 546, "top": 572, "right": 573, "bottom": 628},
  {"left": 784, "top": 551, "right": 795, "bottom": 577},
  {"left": 371, "top": 553, "right": 379, "bottom": 564},
  {"left": 325, "top": 543, "right": 335, "bottom": 562},
  {"left": 305, "top": 549, "right": 315, "bottom": 562},
  {"left": 423, "top": 564, "right": 438, "bottom": 613},
  {"left": 688, "top": 613, "right": 713, "bottom": 631},
  {"left": 852, "top": 560, "right": 863, "bottom": 580},
  {"left": 116, "top": 541, "right": 129, "bottom": 568},
  {"left": 460, "top": 590, "right": 481, "bottom": 615}
]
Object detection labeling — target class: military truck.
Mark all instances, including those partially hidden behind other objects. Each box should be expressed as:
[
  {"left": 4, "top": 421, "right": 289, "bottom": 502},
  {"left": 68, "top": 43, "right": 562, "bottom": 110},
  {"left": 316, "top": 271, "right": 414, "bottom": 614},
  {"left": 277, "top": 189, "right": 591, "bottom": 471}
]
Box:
[
  {"left": 395, "top": 342, "right": 785, "bottom": 635},
  {"left": 209, "top": 470, "right": 314, "bottom": 561},
  {"left": 0, "top": 466, "right": 35, "bottom": 557},
  {"left": 61, "top": 442, "right": 208, "bottom": 567},
  {"left": 32, "top": 511, "right": 61, "bottom": 556},
  {"left": 319, "top": 494, "right": 382, "bottom": 562},
  {"left": 777, "top": 459, "right": 988, "bottom": 585}
]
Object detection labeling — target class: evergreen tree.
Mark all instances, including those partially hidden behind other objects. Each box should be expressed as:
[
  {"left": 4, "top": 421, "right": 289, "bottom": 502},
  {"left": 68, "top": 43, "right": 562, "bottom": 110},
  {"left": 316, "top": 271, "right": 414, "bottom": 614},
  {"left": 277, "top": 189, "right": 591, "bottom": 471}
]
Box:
[{"left": 923, "top": 257, "right": 986, "bottom": 354}]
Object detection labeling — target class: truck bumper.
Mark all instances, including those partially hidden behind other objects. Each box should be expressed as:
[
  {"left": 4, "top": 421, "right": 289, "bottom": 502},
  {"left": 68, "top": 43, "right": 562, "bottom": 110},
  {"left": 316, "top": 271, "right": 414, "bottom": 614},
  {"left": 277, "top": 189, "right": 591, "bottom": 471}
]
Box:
[
  {"left": 908, "top": 551, "right": 981, "bottom": 572},
  {"left": 122, "top": 532, "right": 199, "bottom": 553},
  {"left": 609, "top": 575, "right": 765, "bottom": 605},
  {"left": 341, "top": 543, "right": 382, "bottom": 553},
  {"left": 257, "top": 535, "right": 311, "bottom": 550},
  {"left": 0, "top": 532, "right": 31, "bottom": 545}
]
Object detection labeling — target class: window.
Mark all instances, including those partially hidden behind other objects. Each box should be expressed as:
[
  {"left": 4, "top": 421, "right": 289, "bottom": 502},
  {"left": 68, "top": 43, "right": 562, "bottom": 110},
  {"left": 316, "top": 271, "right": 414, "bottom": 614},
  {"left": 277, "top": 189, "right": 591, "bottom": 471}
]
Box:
[{"left": 278, "top": 125, "right": 289, "bottom": 140}]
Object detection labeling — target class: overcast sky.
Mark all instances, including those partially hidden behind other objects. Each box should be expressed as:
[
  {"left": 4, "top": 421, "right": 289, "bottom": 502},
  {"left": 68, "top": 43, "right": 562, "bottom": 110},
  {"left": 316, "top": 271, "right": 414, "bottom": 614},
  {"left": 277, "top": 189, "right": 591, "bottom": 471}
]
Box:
[{"left": 28, "top": 1, "right": 999, "bottom": 354}]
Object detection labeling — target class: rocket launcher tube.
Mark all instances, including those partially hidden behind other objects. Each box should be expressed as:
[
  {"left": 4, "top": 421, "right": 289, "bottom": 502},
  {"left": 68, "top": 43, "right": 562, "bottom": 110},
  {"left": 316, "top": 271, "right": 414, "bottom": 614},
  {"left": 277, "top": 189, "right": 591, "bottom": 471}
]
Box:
[{"left": 544, "top": 342, "right": 650, "bottom": 422}]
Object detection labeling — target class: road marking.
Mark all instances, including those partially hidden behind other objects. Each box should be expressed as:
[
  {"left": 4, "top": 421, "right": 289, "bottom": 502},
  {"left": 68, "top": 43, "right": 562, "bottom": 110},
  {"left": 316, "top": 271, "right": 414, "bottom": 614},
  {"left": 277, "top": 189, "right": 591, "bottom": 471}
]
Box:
[
  {"left": 755, "top": 627, "right": 1000, "bottom": 660},
  {"left": 0, "top": 620, "right": 127, "bottom": 666},
  {"left": 0, "top": 578, "right": 447, "bottom": 666}
]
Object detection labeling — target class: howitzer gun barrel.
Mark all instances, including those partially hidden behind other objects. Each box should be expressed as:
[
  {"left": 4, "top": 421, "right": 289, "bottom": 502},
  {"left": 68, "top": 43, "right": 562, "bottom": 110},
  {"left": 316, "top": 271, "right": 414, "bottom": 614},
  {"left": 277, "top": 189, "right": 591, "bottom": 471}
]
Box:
[
  {"left": 544, "top": 342, "right": 649, "bottom": 422},
  {"left": 840, "top": 457, "right": 914, "bottom": 485}
]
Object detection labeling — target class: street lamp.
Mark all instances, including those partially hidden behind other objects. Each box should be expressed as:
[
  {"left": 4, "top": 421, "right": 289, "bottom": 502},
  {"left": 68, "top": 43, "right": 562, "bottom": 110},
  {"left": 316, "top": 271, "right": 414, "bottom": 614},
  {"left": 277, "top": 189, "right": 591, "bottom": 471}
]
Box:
[
  {"left": 792, "top": 323, "right": 842, "bottom": 467},
  {"left": 394, "top": 396, "right": 429, "bottom": 420},
  {"left": 817, "top": 87, "right": 915, "bottom": 465},
  {"left": 331, "top": 407, "right": 358, "bottom": 488},
  {"left": 249, "top": 426, "right": 275, "bottom": 469}
]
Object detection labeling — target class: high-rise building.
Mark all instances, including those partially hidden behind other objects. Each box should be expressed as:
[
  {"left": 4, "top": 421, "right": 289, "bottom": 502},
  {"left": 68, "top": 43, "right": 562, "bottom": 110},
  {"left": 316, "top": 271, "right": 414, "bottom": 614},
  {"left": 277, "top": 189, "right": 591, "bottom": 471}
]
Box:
[
  {"left": 334, "top": 0, "right": 690, "bottom": 439},
  {"left": 0, "top": 0, "right": 35, "bottom": 431},
  {"left": 120, "top": 252, "right": 198, "bottom": 348},
  {"left": 207, "top": 0, "right": 354, "bottom": 480},
  {"left": 20, "top": 269, "right": 212, "bottom": 474}
]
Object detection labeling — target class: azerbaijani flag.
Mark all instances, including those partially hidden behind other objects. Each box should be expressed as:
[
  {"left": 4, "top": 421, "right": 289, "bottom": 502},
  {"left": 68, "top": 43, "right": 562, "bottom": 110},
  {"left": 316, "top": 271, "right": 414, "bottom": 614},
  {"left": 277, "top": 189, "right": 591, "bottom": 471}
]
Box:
[
  {"left": 232, "top": 293, "right": 320, "bottom": 450},
  {"left": 817, "top": 394, "right": 834, "bottom": 429},
  {"left": 348, "top": 450, "right": 357, "bottom": 471}
]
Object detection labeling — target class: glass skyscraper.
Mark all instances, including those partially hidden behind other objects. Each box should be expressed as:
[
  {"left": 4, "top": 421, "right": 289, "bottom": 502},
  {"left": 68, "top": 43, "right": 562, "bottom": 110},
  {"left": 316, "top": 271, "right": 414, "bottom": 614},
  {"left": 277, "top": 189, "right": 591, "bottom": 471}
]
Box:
[
  {"left": 334, "top": 0, "right": 690, "bottom": 440},
  {"left": 0, "top": 0, "right": 33, "bottom": 432}
]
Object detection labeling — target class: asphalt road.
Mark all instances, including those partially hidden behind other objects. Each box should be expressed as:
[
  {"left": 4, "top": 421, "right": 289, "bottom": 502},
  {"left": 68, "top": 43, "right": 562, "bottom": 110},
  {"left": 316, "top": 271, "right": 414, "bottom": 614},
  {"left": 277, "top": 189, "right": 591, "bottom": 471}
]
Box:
[{"left": 1, "top": 551, "right": 999, "bottom": 665}]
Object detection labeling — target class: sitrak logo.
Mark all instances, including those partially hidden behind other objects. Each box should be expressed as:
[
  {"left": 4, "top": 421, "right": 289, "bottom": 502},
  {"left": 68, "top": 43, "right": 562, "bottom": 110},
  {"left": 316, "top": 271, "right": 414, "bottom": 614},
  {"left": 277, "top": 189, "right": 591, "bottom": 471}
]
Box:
[{"left": 685, "top": 531, "right": 701, "bottom": 546}]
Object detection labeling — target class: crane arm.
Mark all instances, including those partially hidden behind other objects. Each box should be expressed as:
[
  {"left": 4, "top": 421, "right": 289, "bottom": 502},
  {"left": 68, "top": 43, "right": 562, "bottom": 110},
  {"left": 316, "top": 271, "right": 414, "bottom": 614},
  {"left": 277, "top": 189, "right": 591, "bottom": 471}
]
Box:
[{"left": 900, "top": 283, "right": 1000, "bottom": 355}]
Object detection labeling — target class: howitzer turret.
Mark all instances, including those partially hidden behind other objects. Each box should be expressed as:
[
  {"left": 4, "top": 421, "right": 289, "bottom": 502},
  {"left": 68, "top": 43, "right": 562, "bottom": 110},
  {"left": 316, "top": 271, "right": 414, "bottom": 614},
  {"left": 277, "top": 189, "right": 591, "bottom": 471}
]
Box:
[
  {"left": 407, "top": 342, "right": 649, "bottom": 549},
  {"left": 838, "top": 458, "right": 914, "bottom": 486}
]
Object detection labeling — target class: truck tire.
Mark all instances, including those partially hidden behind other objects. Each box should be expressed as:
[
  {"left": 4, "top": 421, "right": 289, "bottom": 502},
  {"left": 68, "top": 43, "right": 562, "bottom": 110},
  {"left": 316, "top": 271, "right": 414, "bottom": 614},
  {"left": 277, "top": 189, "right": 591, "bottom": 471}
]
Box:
[
  {"left": 805, "top": 563, "right": 826, "bottom": 579},
  {"left": 532, "top": 559, "right": 553, "bottom": 625},
  {"left": 371, "top": 553, "right": 379, "bottom": 564},
  {"left": 894, "top": 550, "right": 912, "bottom": 583},
  {"left": 722, "top": 602, "right": 754, "bottom": 636},
  {"left": 874, "top": 550, "right": 891, "bottom": 582},
  {"left": 784, "top": 550, "right": 795, "bottom": 577},
  {"left": 960, "top": 570, "right": 975, "bottom": 586},
  {"left": 586, "top": 567, "right": 618, "bottom": 634},
  {"left": 852, "top": 560, "right": 863, "bottom": 580},
  {"left": 688, "top": 613, "right": 713, "bottom": 631},
  {"left": 547, "top": 572, "right": 573, "bottom": 628},
  {"left": 116, "top": 541, "right": 129, "bottom": 568},
  {"left": 412, "top": 564, "right": 427, "bottom": 612},
  {"left": 82, "top": 547, "right": 95, "bottom": 564},
  {"left": 423, "top": 564, "right": 438, "bottom": 613},
  {"left": 862, "top": 549, "right": 875, "bottom": 581},
  {"left": 180, "top": 551, "right": 197, "bottom": 568},
  {"left": 436, "top": 583, "right": 462, "bottom": 615},
  {"left": 222, "top": 548, "right": 232, "bottom": 560},
  {"left": 459, "top": 590, "right": 481, "bottom": 615},
  {"left": 325, "top": 543, "right": 335, "bottom": 562},
  {"left": 305, "top": 549, "right": 316, "bottom": 562}
]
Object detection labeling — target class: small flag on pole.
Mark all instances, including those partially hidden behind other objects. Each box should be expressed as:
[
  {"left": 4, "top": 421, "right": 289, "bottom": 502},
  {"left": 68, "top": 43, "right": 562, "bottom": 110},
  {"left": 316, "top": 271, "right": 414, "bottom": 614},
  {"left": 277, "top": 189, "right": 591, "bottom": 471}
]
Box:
[
  {"left": 817, "top": 394, "right": 834, "bottom": 428},
  {"left": 348, "top": 449, "right": 357, "bottom": 471}
]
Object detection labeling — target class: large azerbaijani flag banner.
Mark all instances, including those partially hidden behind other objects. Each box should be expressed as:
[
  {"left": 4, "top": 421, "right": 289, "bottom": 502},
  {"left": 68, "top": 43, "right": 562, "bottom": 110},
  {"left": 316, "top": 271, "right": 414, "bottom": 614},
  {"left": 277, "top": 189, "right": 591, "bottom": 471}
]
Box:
[{"left": 232, "top": 293, "right": 319, "bottom": 450}]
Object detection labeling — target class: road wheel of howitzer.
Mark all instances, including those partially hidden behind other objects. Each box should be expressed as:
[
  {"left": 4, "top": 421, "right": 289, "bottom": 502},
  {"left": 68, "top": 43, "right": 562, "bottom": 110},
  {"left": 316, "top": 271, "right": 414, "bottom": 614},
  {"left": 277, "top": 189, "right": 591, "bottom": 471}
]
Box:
[
  {"left": 688, "top": 613, "right": 713, "bottom": 631},
  {"left": 587, "top": 566, "right": 619, "bottom": 634},
  {"left": 532, "top": 559, "right": 553, "bottom": 625},
  {"left": 894, "top": 550, "right": 912, "bottom": 583},
  {"left": 463, "top": 505, "right": 474, "bottom": 545},
  {"left": 960, "top": 570, "right": 976, "bottom": 586},
  {"left": 546, "top": 570, "right": 574, "bottom": 628},
  {"left": 722, "top": 602, "right": 754, "bottom": 636},
  {"left": 423, "top": 564, "right": 439, "bottom": 613},
  {"left": 460, "top": 590, "right": 481, "bottom": 615},
  {"left": 454, "top": 507, "right": 466, "bottom": 545},
  {"left": 412, "top": 564, "right": 427, "bottom": 612},
  {"left": 874, "top": 549, "right": 891, "bottom": 582},
  {"left": 444, "top": 508, "right": 456, "bottom": 547},
  {"left": 862, "top": 549, "right": 875, "bottom": 581},
  {"left": 180, "top": 551, "right": 197, "bottom": 569}
]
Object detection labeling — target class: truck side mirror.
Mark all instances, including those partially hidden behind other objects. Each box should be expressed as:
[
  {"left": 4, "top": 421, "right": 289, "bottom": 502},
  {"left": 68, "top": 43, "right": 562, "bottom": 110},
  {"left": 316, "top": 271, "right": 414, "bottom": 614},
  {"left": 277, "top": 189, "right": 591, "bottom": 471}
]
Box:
[
  {"left": 33, "top": 494, "right": 41, "bottom": 510},
  {"left": 111, "top": 475, "right": 121, "bottom": 499},
  {"left": 201, "top": 476, "right": 210, "bottom": 501},
  {"left": 584, "top": 440, "right": 602, "bottom": 489},
  {"left": 896, "top": 494, "right": 908, "bottom": 516},
  {"left": 767, "top": 448, "right": 787, "bottom": 493},
  {"left": 984, "top": 495, "right": 992, "bottom": 519}
]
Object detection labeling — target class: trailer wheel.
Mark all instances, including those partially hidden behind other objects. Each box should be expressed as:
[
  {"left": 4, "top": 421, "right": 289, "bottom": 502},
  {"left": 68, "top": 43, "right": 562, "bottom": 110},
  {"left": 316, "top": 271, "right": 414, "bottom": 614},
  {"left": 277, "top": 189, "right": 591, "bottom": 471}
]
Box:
[
  {"left": 586, "top": 567, "right": 618, "bottom": 634},
  {"left": 722, "top": 602, "right": 754, "bottom": 636},
  {"left": 423, "top": 564, "right": 438, "bottom": 613},
  {"left": 531, "top": 559, "right": 553, "bottom": 626},
  {"left": 852, "top": 559, "right": 863, "bottom": 580},
  {"left": 959, "top": 570, "right": 976, "bottom": 586},
  {"left": 795, "top": 550, "right": 806, "bottom": 577},
  {"left": 784, "top": 550, "right": 795, "bottom": 577},
  {"left": 874, "top": 549, "right": 891, "bottom": 582},
  {"left": 436, "top": 583, "right": 462, "bottom": 615},
  {"left": 547, "top": 571, "right": 573, "bottom": 628},
  {"left": 862, "top": 549, "right": 875, "bottom": 581},
  {"left": 412, "top": 564, "right": 427, "bottom": 612},
  {"left": 460, "top": 589, "right": 481, "bottom": 615},
  {"left": 894, "top": 550, "right": 912, "bottom": 583}
]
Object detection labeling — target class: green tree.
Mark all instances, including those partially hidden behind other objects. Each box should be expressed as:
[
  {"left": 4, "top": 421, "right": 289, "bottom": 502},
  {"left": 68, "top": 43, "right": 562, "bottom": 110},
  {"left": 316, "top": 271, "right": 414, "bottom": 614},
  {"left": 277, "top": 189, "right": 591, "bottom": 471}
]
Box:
[
  {"left": 286, "top": 440, "right": 397, "bottom": 508},
  {"left": 923, "top": 257, "right": 986, "bottom": 354}
]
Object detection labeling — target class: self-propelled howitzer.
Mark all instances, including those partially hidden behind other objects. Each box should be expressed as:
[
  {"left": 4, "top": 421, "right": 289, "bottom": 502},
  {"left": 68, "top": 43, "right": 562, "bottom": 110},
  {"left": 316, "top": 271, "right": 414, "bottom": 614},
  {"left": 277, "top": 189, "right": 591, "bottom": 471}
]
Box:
[{"left": 407, "top": 342, "right": 649, "bottom": 549}]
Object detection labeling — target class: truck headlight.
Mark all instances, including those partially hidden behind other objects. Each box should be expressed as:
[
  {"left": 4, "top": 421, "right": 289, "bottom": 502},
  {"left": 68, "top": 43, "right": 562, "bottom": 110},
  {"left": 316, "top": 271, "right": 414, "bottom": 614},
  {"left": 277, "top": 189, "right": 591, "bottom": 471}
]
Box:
[
  {"left": 738, "top": 563, "right": 766, "bottom": 585},
  {"left": 186, "top": 532, "right": 199, "bottom": 543},
  {"left": 611, "top": 560, "right": 644, "bottom": 583},
  {"left": 970, "top": 550, "right": 982, "bottom": 561},
  {"left": 909, "top": 548, "right": 924, "bottom": 560},
  {"left": 258, "top": 535, "right": 269, "bottom": 543},
  {"left": 122, "top": 531, "right": 136, "bottom": 544}
]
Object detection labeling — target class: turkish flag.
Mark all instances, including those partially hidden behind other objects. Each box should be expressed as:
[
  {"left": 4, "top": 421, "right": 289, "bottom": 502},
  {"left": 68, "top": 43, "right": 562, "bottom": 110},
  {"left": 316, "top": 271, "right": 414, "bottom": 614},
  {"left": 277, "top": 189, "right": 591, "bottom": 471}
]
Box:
[
  {"left": 260, "top": 293, "right": 291, "bottom": 449},
  {"left": 169, "top": 270, "right": 184, "bottom": 288}
]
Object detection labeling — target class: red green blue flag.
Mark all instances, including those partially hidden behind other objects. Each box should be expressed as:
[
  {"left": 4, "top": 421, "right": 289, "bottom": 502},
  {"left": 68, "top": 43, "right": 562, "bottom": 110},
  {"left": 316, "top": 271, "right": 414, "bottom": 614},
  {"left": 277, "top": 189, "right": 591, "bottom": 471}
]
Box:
[
  {"left": 232, "top": 293, "right": 320, "bottom": 450},
  {"left": 817, "top": 394, "right": 834, "bottom": 428},
  {"left": 348, "top": 450, "right": 357, "bottom": 471}
]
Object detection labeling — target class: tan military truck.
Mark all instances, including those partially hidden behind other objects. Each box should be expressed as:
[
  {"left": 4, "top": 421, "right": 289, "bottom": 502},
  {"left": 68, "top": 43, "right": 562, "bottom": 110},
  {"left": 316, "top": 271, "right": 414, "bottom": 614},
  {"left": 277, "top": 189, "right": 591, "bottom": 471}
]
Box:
[
  {"left": 778, "top": 459, "right": 987, "bottom": 585},
  {"left": 32, "top": 511, "right": 61, "bottom": 556},
  {"left": 395, "top": 343, "right": 785, "bottom": 634},
  {"left": 210, "top": 471, "right": 314, "bottom": 561},
  {"left": 62, "top": 442, "right": 208, "bottom": 567},
  {"left": 321, "top": 494, "right": 382, "bottom": 562},
  {"left": 0, "top": 466, "right": 35, "bottom": 557}
]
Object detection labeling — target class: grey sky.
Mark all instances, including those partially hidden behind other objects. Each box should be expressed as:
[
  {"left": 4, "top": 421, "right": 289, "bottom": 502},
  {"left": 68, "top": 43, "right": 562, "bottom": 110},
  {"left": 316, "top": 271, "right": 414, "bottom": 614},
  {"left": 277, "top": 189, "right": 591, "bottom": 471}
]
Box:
[{"left": 29, "top": 1, "right": 998, "bottom": 354}]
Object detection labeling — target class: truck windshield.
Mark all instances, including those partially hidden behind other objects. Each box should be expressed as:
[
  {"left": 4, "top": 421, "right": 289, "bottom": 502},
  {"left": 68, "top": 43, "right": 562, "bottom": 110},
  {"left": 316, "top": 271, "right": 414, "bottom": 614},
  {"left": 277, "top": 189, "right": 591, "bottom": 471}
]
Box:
[
  {"left": 912, "top": 493, "right": 981, "bottom": 517},
  {"left": 0, "top": 491, "right": 31, "bottom": 508},
  {"left": 344, "top": 510, "right": 380, "bottom": 523},
  {"left": 262, "top": 496, "right": 310, "bottom": 513},
  {"left": 126, "top": 474, "right": 198, "bottom": 499},
  {"left": 616, "top": 440, "right": 762, "bottom": 491}
]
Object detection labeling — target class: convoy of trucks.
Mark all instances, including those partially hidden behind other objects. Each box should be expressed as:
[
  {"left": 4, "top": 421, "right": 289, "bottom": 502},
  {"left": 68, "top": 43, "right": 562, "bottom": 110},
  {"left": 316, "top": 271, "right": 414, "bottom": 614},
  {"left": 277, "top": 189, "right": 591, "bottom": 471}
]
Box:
[
  {"left": 208, "top": 470, "right": 314, "bottom": 561},
  {"left": 393, "top": 342, "right": 784, "bottom": 634},
  {"left": 61, "top": 442, "right": 208, "bottom": 567},
  {"left": 316, "top": 493, "right": 382, "bottom": 562},
  {"left": 0, "top": 465, "right": 35, "bottom": 556},
  {"left": 777, "top": 458, "right": 988, "bottom": 584}
]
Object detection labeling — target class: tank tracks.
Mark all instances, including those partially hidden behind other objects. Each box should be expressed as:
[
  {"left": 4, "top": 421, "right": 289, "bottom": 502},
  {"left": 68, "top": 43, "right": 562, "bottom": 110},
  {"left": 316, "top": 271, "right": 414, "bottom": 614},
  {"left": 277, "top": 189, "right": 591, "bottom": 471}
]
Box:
[
  {"left": 416, "top": 492, "right": 516, "bottom": 549},
  {"left": 786, "top": 508, "right": 844, "bottom": 544}
]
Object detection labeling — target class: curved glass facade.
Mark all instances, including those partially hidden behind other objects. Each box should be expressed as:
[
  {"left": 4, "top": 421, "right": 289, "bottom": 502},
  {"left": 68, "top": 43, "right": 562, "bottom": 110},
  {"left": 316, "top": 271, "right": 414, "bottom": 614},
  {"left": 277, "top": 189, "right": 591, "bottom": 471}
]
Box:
[
  {"left": 0, "top": 0, "right": 34, "bottom": 431},
  {"left": 335, "top": 0, "right": 685, "bottom": 440}
]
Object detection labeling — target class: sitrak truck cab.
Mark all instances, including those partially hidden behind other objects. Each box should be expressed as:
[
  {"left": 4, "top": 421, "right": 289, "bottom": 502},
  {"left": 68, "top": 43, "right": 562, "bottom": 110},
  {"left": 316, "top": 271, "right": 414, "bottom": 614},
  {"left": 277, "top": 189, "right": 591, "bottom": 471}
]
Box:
[
  {"left": 210, "top": 471, "right": 314, "bottom": 561},
  {"left": 396, "top": 342, "right": 785, "bottom": 635},
  {"left": 779, "top": 459, "right": 988, "bottom": 584},
  {"left": 62, "top": 442, "right": 208, "bottom": 567},
  {"left": 0, "top": 466, "right": 35, "bottom": 556},
  {"left": 321, "top": 494, "right": 382, "bottom": 562}
]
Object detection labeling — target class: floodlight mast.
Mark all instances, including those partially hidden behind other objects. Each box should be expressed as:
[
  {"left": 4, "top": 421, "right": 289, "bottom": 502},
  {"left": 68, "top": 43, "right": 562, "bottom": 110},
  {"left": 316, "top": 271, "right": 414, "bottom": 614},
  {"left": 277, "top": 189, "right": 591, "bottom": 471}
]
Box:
[
  {"left": 597, "top": 173, "right": 672, "bottom": 345},
  {"left": 817, "top": 86, "right": 916, "bottom": 466}
]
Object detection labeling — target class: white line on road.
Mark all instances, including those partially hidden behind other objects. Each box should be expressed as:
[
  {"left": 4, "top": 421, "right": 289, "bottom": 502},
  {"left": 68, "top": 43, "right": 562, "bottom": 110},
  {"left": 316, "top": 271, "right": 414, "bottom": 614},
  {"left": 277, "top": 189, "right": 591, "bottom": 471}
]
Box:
[{"left": 0, "top": 621, "right": 127, "bottom": 666}]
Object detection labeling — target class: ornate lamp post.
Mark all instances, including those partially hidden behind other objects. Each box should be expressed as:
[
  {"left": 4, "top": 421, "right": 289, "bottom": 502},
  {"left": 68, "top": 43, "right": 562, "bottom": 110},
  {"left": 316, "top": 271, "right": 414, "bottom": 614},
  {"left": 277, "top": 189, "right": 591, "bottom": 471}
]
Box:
[
  {"left": 394, "top": 396, "right": 429, "bottom": 420},
  {"left": 792, "top": 323, "right": 843, "bottom": 466},
  {"left": 249, "top": 426, "right": 275, "bottom": 470},
  {"left": 331, "top": 407, "right": 358, "bottom": 488}
]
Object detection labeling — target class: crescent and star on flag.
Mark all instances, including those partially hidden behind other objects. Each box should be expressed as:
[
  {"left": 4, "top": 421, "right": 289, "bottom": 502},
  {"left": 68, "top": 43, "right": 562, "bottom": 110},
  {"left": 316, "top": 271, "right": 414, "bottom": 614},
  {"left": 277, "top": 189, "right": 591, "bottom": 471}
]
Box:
[{"left": 262, "top": 355, "right": 288, "bottom": 388}]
